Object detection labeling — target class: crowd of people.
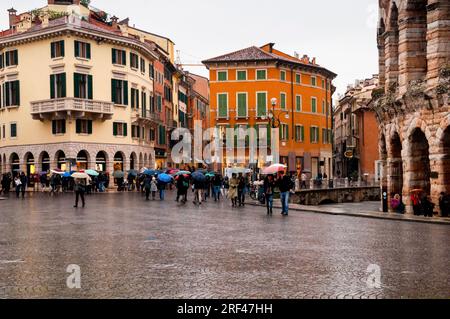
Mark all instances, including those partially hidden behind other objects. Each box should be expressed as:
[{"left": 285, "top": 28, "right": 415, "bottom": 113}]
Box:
[{"left": 390, "top": 191, "right": 450, "bottom": 217}]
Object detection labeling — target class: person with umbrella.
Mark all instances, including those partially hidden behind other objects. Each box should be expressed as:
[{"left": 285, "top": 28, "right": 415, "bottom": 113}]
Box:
[
  {"left": 264, "top": 174, "right": 276, "bottom": 215},
  {"left": 73, "top": 178, "right": 86, "bottom": 208},
  {"left": 176, "top": 174, "right": 189, "bottom": 204},
  {"left": 228, "top": 173, "right": 239, "bottom": 207},
  {"left": 143, "top": 174, "right": 153, "bottom": 201}
]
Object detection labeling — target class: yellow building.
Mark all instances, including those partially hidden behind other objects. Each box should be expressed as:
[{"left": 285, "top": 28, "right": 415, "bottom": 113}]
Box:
[{"left": 0, "top": 0, "right": 178, "bottom": 177}]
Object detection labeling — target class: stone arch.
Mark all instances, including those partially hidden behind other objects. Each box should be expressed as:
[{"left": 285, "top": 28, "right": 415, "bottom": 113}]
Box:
[
  {"left": 95, "top": 151, "right": 109, "bottom": 172},
  {"left": 407, "top": 128, "right": 431, "bottom": 196},
  {"left": 76, "top": 150, "right": 90, "bottom": 170},
  {"left": 10, "top": 152, "right": 20, "bottom": 175},
  {"left": 55, "top": 150, "right": 66, "bottom": 169},
  {"left": 38, "top": 151, "right": 51, "bottom": 172},
  {"left": 385, "top": 1, "right": 400, "bottom": 90},
  {"left": 130, "top": 152, "right": 137, "bottom": 170},
  {"left": 24, "top": 152, "right": 35, "bottom": 177},
  {"left": 389, "top": 132, "right": 404, "bottom": 200},
  {"left": 438, "top": 125, "right": 450, "bottom": 196},
  {"left": 113, "top": 151, "right": 125, "bottom": 171}
]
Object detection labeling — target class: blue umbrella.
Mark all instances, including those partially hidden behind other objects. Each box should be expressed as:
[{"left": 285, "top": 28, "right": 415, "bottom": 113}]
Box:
[
  {"left": 62, "top": 172, "right": 71, "bottom": 178},
  {"left": 157, "top": 173, "right": 173, "bottom": 183},
  {"left": 192, "top": 171, "right": 206, "bottom": 182},
  {"left": 144, "top": 169, "right": 156, "bottom": 176}
]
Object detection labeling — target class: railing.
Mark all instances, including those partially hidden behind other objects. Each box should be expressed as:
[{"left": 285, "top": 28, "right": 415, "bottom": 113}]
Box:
[
  {"left": 298, "top": 178, "right": 381, "bottom": 191},
  {"left": 31, "top": 98, "right": 114, "bottom": 116},
  {"left": 133, "top": 109, "right": 161, "bottom": 123}
]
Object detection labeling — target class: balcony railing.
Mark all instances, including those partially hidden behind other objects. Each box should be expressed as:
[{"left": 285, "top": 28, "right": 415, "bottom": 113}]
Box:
[
  {"left": 133, "top": 109, "right": 161, "bottom": 124},
  {"left": 31, "top": 98, "right": 114, "bottom": 120}
]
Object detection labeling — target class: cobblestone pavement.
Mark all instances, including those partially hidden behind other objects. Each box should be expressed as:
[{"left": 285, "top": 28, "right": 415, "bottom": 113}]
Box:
[{"left": 0, "top": 192, "right": 449, "bottom": 299}]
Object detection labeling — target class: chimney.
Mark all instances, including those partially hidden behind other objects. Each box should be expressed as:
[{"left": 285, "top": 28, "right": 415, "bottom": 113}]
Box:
[
  {"left": 268, "top": 42, "right": 275, "bottom": 53},
  {"left": 8, "top": 8, "right": 17, "bottom": 29},
  {"left": 111, "top": 16, "right": 119, "bottom": 29},
  {"left": 311, "top": 57, "right": 316, "bottom": 65}
]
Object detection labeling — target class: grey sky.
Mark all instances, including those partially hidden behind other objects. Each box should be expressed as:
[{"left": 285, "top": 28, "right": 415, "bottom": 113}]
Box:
[{"left": 1, "top": 0, "right": 379, "bottom": 97}]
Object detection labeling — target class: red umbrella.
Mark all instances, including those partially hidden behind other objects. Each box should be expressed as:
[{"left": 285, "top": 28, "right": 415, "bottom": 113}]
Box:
[{"left": 262, "top": 164, "right": 287, "bottom": 175}]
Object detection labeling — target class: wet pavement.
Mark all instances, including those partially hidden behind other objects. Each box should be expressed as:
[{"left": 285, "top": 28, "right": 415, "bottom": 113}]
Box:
[{"left": 0, "top": 191, "right": 449, "bottom": 299}]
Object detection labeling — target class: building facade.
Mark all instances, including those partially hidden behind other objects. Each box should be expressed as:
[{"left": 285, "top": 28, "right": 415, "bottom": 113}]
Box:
[
  {"left": 373, "top": 0, "right": 449, "bottom": 214},
  {"left": 203, "top": 43, "right": 336, "bottom": 177},
  {"left": 334, "top": 76, "right": 381, "bottom": 183},
  {"left": 0, "top": 0, "right": 184, "bottom": 178}
]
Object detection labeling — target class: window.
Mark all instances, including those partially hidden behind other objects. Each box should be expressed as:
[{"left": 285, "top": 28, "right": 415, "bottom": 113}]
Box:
[
  {"left": 296, "top": 95, "right": 302, "bottom": 111},
  {"left": 0, "top": 53, "right": 4, "bottom": 69},
  {"left": 322, "top": 79, "right": 325, "bottom": 88},
  {"left": 311, "top": 97, "right": 317, "bottom": 113},
  {"left": 5, "top": 50, "right": 18, "bottom": 67},
  {"left": 74, "top": 73, "right": 93, "bottom": 99},
  {"left": 112, "top": 48, "right": 126, "bottom": 65},
  {"left": 140, "top": 58, "right": 146, "bottom": 73},
  {"left": 76, "top": 119, "right": 92, "bottom": 135},
  {"left": 280, "top": 124, "right": 289, "bottom": 140},
  {"left": 158, "top": 125, "right": 166, "bottom": 145},
  {"left": 51, "top": 41, "right": 65, "bottom": 59},
  {"left": 131, "top": 88, "right": 140, "bottom": 109},
  {"left": 322, "top": 100, "right": 326, "bottom": 114},
  {"left": 130, "top": 53, "right": 139, "bottom": 69},
  {"left": 237, "top": 93, "right": 247, "bottom": 118},
  {"left": 52, "top": 120, "right": 66, "bottom": 135},
  {"left": 217, "top": 93, "right": 228, "bottom": 118},
  {"left": 141, "top": 91, "right": 147, "bottom": 116},
  {"left": 149, "top": 64, "right": 154, "bottom": 79},
  {"left": 311, "top": 76, "right": 317, "bottom": 87},
  {"left": 150, "top": 128, "right": 156, "bottom": 141},
  {"left": 295, "top": 73, "right": 301, "bottom": 84},
  {"left": 113, "top": 122, "right": 128, "bottom": 137},
  {"left": 50, "top": 73, "right": 66, "bottom": 99},
  {"left": 4, "top": 81, "right": 20, "bottom": 106},
  {"left": 156, "top": 95, "right": 162, "bottom": 111},
  {"left": 257, "top": 92, "right": 267, "bottom": 117},
  {"left": 322, "top": 128, "right": 329, "bottom": 144},
  {"left": 10, "top": 123, "right": 17, "bottom": 138},
  {"left": 256, "top": 70, "right": 267, "bottom": 80},
  {"left": 295, "top": 125, "right": 304, "bottom": 142},
  {"left": 74, "top": 41, "right": 91, "bottom": 59},
  {"left": 280, "top": 93, "right": 287, "bottom": 110},
  {"left": 131, "top": 125, "right": 140, "bottom": 139},
  {"left": 111, "top": 79, "right": 128, "bottom": 105},
  {"left": 280, "top": 70, "right": 286, "bottom": 81},
  {"left": 237, "top": 70, "right": 247, "bottom": 81},
  {"left": 217, "top": 71, "right": 227, "bottom": 82},
  {"left": 310, "top": 126, "right": 319, "bottom": 143}
]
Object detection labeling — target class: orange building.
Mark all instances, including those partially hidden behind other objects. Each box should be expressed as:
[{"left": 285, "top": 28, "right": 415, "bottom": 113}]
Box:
[{"left": 203, "top": 43, "right": 336, "bottom": 177}]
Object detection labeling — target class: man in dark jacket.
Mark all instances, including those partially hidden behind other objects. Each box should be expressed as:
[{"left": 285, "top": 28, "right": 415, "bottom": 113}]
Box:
[
  {"left": 73, "top": 179, "right": 86, "bottom": 208},
  {"left": 176, "top": 175, "right": 188, "bottom": 204},
  {"left": 277, "top": 171, "right": 293, "bottom": 216},
  {"left": 19, "top": 172, "right": 28, "bottom": 198}
]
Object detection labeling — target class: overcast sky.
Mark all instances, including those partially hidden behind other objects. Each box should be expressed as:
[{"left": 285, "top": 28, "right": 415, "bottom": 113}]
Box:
[{"left": 0, "top": 0, "right": 379, "bottom": 97}]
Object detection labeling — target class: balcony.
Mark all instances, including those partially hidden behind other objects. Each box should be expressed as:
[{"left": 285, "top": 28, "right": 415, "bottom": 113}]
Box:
[
  {"left": 132, "top": 109, "right": 161, "bottom": 125},
  {"left": 31, "top": 98, "right": 114, "bottom": 121}
]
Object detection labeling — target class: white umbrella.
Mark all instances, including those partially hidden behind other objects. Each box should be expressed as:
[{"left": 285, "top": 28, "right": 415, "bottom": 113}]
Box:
[
  {"left": 50, "top": 169, "right": 64, "bottom": 175},
  {"left": 71, "top": 172, "right": 91, "bottom": 181}
]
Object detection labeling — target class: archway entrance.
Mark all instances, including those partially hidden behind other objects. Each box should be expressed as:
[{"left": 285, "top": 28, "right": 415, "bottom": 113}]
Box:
[
  {"left": 390, "top": 132, "right": 403, "bottom": 198},
  {"left": 408, "top": 128, "right": 431, "bottom": 195},
  {"left": 96, "top": 151, "right": 107, "bottom": 172},
  {"left": 113, "top": 152, "right": 124, "bottom": 171},
  {"left": 25, "top": 153, "right": 35, "bottom": 178},
  {"left": 130, "top": 153, "right": 137, "bottom": 170},
  {"left": 441, "top": 126, "right": 450, "bottom": 194},
  {"left": 10, "top": 153, "right": 20, "bottom": 176},
  {"left": 76, "top": 150, "right": 89, "bottom": 171},
  {"left": 56, "top": 150, "right": 66, "bottom": 170},
  {"left": 40, "top": 151, "right": 50, "bottom": 173}
]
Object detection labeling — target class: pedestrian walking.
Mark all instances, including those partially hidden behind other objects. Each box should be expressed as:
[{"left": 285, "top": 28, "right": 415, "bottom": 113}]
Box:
[
  {"left": 228, "top": 173, "right": 239, "bottom": 207},
  {"left": 176, "top": 175, "right": 189, "bottom": 204},
  {"left": 143, "top": 175, "right": 152, "bottom": 201},
  {"left": 14, "top": 175, "right": 22, "bottom": 198},
  {"left": 73, "top": 179, "right": 86, "bottom": 208},
  {"left": 193, "top": 179, "right": 204, "bottom": 206},
  {"left": 212, "top": 174, "right": 222, "bottom": 202},
  {"left": 19, "top": 172, "right": 27, "bottom": 198},
  {"left": 264, "top": 175, "right": 276, "bottom": 215},
  {"left": 150, "top": 177, "right": 158, "bottom": 200},
  {"left": 277, "top": 171, "right": 294, "bottom": 216},
  {"left": 223, "top": 176, "right": 229, "bottom": 199},
  {"left": 157, "top": 179, "right": 166, "bottom": 200}
]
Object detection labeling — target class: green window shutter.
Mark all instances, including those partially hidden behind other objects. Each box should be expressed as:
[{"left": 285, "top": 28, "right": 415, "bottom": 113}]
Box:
[
  {"left": 281, "top": 94, "right": 286, "bottom": 109},
  {"left": 87, "top": 75, "right": 93, "bottom": 100},
  {"left": 87, "top": 120, "right": 92, "bottom": 134},
  {"left": 52, "top": 120, "right": 56, "bottom": 134},
  {"left": 74, "top": 73, "right": 80, "bottom": 98},
  {"left": 5, "top": 82, "right": 10, "bottom": 106},
  {"left": 61, "top": 73, "right": 66, "bottom": 97},
  {"left": 131, "top": 89, "right": 135, "bottom": 108},
  {"left": 74, "top": 41, "right": 79, "bottom": 57},
  {"left": 111, "top": 79, "right": 116, "bottom": 103},
  {"left": 237, "top": 93, "right": 246, "bottom": 117},
  {"left": 112, "top": 48, "right": 116, "bottom": 64},
  {"left": 5, "top": 52, "right": 10, "bottom": 66},
  {"left": 137, "top": 125, "right": 140, "bottom": 138},
  {"left": 286, "top": 124, "right": 289, "bottom": 140},
  {"left": 51, "top": 42, "right": 56, "bottom": 59},
  {"left": 86, "top": 43, "right": 91, "bottom": 59},
  {"left": 267, "top": 124, "right": 271, "bottom": 146},
  {"left": 50, "top": 74, "right": 55, "bottom": 99},
  {"left": 123, "top": 81, "right": 128, "bottom": 105},
  {"left": 257, "top": 93, "right": 266, "bottom": 117},
  {"left": 14, "top": 50, "right": 18, "bottom": 65},
  {"left": 62, "top": 120, "right": 66, "bottom": 134},
  {"left": 123, "top": 123, "right": 128, "bottom": 137},
  {"left": 113, "top": 122, "right": 117, "bottom": 136},
  {"left": 301, "top": 126, "right": 304, "bottom": 141},
  {"left": 76, "top": 119, "right": 81, "bottom": 134},
  {"left": 122, "top": 50, "right": 126, "bottom": 65},
  {"left": 61, "top": 41, "right": 65, "bottom": 57},
  {"left": 218, "top": 94, "right": 227, "bottom": 118}
]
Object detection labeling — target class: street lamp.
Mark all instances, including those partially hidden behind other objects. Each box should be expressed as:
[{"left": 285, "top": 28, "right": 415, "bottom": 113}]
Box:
[{"left": 267, "top": 98, "right": 289, "bottom": 129}]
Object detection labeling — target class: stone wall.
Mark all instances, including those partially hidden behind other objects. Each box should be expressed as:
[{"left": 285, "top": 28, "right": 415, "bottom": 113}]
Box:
[{"left": 291, "top": 187, "right": 381, "bottom": 206}]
